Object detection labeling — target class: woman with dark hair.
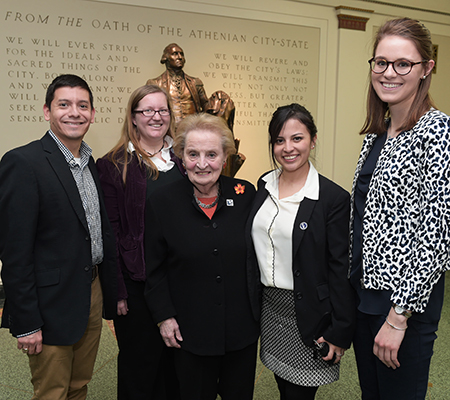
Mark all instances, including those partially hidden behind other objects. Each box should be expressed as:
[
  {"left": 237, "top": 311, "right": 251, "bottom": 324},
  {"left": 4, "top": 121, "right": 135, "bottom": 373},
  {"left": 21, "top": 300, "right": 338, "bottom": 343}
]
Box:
[
  {"left": 350, "top": 18, "right": 450, "bottom": 399},
  {"left": 96, "top": 85, "right": 184, "bottom": 399},
  {"left": 249, "top": 103, "right": 355, "bottom": 399},
  {"left": 144, "top": 113, "right": 260, "bottom": 400}
]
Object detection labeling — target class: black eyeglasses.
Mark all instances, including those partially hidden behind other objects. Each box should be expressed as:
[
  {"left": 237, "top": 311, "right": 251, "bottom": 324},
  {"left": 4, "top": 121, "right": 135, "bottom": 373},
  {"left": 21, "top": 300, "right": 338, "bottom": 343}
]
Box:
[
  {"left": 368, "top": 58, "right": 427, "bottom": 76},
  {"left": 133, "top": 109, "right": 170, "bottom": 117}
]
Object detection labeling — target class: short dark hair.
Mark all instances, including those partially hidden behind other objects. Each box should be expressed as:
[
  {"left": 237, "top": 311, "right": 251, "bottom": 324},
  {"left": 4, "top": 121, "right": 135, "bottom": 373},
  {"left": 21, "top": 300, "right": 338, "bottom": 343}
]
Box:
[
  {"left": 268, "top": 103, "right": 317, "bottom": 168},
  {"left": 45, "top": 74, "right": 93, "bottom": 110}
]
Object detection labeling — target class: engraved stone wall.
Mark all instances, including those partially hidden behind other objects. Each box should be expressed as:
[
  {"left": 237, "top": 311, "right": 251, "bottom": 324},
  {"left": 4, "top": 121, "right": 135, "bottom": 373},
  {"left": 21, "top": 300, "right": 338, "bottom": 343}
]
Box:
[{"left": 2, "top": 0, "right": 320, "bottom": 181}]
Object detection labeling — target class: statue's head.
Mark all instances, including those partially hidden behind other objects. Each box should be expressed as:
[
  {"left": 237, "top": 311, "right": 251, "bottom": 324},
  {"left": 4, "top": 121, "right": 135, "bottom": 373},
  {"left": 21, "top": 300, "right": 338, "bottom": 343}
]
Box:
[{"left": 160, "top": 43, "right": 185, "bottom": 71}]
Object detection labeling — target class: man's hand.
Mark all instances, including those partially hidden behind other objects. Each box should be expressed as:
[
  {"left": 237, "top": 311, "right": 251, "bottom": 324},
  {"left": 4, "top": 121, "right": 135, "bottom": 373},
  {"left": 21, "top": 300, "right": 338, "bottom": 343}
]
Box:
[{"left": 18, "top": 330, "right": 43, "bottom": 355}]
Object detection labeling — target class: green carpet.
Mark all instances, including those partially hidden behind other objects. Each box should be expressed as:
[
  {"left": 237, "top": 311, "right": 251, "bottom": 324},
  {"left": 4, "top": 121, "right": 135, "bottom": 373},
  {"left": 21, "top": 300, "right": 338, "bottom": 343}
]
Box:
[{"left": 1, "top": 272, "right": 449, "bottom": 399}]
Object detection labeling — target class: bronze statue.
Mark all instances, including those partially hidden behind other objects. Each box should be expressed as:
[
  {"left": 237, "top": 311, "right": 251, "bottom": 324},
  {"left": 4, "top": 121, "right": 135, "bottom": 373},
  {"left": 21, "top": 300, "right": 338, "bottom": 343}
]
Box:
[
  {"left": 147, "top": 43, "right": 245, "bottom": 177},
  {"left": 146, "top": 43, "right": 209, "bottom": 127}
]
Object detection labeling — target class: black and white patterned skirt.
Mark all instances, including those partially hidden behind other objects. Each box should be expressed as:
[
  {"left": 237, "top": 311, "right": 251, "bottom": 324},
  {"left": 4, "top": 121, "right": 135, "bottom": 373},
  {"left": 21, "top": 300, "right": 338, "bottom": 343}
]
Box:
[{"left": 260, "top": 286, "right": 340, "bottom": 387}]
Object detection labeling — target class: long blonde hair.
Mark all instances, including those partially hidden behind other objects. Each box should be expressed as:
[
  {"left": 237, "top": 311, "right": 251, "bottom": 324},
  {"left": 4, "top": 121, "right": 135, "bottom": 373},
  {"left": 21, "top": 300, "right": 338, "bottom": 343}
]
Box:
[{"left": 105, "top": 85, "right": 175, "bottom": 183}]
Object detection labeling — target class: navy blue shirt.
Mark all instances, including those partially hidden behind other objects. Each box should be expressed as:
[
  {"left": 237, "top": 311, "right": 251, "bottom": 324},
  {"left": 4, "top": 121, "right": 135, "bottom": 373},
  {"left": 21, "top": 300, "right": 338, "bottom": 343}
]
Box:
[{"left": 350, "top": 132, "right": 393, "bottom": 315}]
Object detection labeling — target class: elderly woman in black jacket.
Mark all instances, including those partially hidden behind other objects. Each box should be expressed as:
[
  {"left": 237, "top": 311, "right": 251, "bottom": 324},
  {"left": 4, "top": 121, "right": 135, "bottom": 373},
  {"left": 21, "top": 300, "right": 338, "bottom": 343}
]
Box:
[{"left": 144, "top": 113, "right": 260, "bottom": 400}]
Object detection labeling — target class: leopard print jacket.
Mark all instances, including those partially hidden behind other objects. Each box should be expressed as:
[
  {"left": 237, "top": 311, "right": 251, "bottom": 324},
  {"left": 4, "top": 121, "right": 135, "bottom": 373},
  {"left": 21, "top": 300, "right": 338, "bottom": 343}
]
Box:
[{"left": 349, "top": 109, "right": 450, "bottom": 313}]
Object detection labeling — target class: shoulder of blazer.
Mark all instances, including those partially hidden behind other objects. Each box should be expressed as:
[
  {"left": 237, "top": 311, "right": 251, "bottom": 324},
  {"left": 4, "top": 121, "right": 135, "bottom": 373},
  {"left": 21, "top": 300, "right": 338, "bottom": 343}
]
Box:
[
  {"left": 30, "top": 134, "right": 75, "bottom": 178},
  {"left": 40, "top": 131, "right": 65, "bottom": 154},
  {"left": 6, "top": 132, "right": 56, "bottom": 159},
  {"left": 4, "top": 133, "right": 75, "bottom": 176},
  {"left": 219, "top": 175, "right": 256, "bottom": 201},
  {"left": 318, "top": 174, "right": 349, "bottom": 197},
  {"left": 256, "top": 170, "right": 276, "bottom": 191},
  {"left": 98, "top": 151, "right": 146, "bottom": 181},
  {"left": 221, "top": 174, "right": 253, "bottom": 189}
]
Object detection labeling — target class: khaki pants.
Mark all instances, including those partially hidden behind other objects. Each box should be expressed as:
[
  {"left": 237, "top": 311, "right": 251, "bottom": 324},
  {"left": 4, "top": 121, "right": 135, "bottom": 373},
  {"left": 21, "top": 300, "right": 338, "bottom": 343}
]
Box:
[{"left": 28, "top": 277, "right": 103, "bottom": 400}]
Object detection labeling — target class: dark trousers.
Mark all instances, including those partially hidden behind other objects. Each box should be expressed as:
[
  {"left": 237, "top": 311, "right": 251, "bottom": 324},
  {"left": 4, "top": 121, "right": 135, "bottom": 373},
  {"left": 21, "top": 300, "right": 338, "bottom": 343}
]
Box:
[
  {"left": 353, "top": 274, "right": 445, "bottom": 400},
  {"left": 114, "top": 277, "right": 179, "bottom": 400},
  {"left": 353, "top": 311, "right": 438, "bottom": 399},
  {"left": 174, "top": 341, "right": 258, "bottom": 400},
  {"left": 274, "top": 374, "right": 318, "bottom": 400}
]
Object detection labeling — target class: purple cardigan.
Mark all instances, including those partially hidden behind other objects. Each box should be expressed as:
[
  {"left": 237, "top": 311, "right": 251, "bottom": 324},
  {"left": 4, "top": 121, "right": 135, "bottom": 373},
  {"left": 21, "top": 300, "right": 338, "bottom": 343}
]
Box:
[{"left": 96, "top": 150, "right": 184, "bottom": 300}]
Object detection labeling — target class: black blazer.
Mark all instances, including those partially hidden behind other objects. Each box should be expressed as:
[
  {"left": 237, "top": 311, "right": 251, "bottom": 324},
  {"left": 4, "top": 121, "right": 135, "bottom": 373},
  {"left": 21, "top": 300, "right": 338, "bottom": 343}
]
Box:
[
  {"left": 144, "top": 175, "right": 260, "bottom": 356},
  {"left": 0, "top": 132, "right": 117, "bottom": 345},
  {"left": 247, "top": 172, "right": 355, "bottom": 348}
]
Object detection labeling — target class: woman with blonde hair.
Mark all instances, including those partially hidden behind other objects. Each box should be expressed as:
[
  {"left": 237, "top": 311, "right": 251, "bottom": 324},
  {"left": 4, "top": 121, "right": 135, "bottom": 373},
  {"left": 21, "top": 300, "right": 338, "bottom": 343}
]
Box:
[{"left": 97, "top": 84, "right": 184, "bottom": 399}]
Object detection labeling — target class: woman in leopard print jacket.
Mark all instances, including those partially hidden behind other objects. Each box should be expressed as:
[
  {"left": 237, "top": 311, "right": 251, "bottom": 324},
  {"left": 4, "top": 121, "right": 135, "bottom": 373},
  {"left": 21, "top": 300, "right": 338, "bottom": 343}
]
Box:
[{"left": 349, "top": 18, "right": 450, "bottom": 399}]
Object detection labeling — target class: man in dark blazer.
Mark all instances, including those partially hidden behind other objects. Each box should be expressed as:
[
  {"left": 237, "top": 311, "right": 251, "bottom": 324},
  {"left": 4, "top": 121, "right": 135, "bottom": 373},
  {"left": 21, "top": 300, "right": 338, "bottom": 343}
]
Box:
[{"left": 0, "top": 74, "right": 117, "bottom": 399}]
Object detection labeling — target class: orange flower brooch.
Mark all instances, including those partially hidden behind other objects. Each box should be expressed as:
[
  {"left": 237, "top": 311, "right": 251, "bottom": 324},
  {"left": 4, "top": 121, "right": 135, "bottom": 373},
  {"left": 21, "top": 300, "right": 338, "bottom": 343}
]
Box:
[{"left": 234, "top": 184, "right": 245, "bottom": 194}]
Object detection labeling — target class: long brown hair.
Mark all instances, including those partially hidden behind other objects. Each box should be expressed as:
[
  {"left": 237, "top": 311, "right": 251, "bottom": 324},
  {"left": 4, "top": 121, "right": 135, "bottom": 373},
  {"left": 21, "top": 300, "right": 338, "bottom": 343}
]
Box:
[
  {"left": 360, "top": 18, "right": 436, "bottom": 136},
  {"left": 105, "top": 85, "right": 175, "bottom": 183}
]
